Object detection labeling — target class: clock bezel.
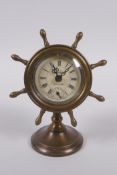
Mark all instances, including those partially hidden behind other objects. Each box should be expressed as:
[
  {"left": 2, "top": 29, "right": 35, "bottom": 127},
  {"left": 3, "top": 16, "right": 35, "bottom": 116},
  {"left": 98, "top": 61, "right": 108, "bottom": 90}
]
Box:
[{"left": 24, "top": 45, "right": 92, "bottom": 112}]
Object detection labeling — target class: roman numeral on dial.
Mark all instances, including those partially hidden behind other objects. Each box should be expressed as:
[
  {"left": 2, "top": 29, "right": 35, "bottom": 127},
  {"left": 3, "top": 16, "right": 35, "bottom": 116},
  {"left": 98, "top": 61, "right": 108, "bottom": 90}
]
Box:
[
  {"left": 42, "top": 68, "right": 49, "bottom": 72},
  {"left": 70, "top": 70, "right": 75, "bottom": 73},
  {"left": 71, "top": 78, "right": 77, "bottom": 81},
  {"left": 58, "top": 60, "right": 61, "bottom": 66},
  {"left": 40, "top": 77, "right": 46, "bottom": 79},
  {"left": 69, "top": 84, "right": 74, "bottom": 89},
  {"left": 48, "top": 89, "right": 52, "bottom": 94},
  {"left": 42, "top": 83, "right": 48, "bottom": 88}
]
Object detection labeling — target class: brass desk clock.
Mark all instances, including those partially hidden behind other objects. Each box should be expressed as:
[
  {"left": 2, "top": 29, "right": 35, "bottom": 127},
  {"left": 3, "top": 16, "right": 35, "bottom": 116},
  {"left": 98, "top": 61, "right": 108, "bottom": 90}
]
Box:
[{"left": 10, "top": 29, "right": 107, "bottom": 156}]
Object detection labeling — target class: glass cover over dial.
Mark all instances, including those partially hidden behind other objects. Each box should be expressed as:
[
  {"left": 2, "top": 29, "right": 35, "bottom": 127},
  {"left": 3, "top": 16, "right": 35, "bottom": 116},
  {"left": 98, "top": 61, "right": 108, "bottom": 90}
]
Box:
[{"left": 34, "top": 52, "right": 85, "bottom": 104}]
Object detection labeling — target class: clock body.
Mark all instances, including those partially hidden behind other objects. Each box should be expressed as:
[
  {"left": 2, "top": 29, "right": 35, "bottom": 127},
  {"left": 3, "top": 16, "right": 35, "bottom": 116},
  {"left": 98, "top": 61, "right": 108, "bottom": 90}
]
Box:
[
  {"left": 24, "top": 45, "right": 92, "bottom": 112},
  {"left": 10, "top": 29, "right": 107, "bottom": 157}
]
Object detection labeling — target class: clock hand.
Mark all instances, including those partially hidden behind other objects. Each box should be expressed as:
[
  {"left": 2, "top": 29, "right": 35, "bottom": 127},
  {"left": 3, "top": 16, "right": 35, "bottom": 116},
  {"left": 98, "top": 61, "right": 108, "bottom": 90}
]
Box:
[
  {"left": 50, "top": 62, "right": 59, "bottom": 74},
  {"left": 49, "top": 62, "right": 63, "bottom": 82},
  {"left": 53, "top": 67, "right": 59, "bottom": 74},
  {"left": 54, "top": 63, "right": 73, "bottom": 81},
  {"left": 61, "top": 64, "right": 73, "bottom": 75}
]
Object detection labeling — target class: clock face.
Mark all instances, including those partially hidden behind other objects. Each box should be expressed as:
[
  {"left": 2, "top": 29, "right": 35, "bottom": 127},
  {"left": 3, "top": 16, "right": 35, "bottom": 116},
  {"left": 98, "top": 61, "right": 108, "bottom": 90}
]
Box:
[
  {"left": 34, "top": 52, "right": 85, "bottom": 104},
  {"left": 24, "top": 45, "right": 92, "bottom": 111}
]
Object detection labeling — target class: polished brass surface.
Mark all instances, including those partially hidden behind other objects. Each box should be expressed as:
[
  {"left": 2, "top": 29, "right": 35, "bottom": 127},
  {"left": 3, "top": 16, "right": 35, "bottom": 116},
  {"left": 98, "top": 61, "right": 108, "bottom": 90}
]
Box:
[
  {"left": 72, "top": 32, "right": 83, "bottom": 49},
  {"left": 90, "top": 60, "right": 107, "bottom": 69},
  {"left": 10, "top": 29, "right": 107, "bottom": 157},
  {"left": 31, "top": 113, "right": 83, "bottom": 157},
  {"left": 89, "top": 91, "right": 105, "bottom": 102},
  {"left": 35, "top": 109, "right": 46, "bottom": 125},
  {"left": 11, "top": 54, "right": 28, "bottom": 65}
]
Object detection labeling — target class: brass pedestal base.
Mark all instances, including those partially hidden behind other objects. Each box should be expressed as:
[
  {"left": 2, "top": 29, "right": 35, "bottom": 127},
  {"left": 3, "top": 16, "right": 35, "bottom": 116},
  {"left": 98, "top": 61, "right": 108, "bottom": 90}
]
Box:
[{"left": 31, "top": 113, "right": 83, "bottom": 157}]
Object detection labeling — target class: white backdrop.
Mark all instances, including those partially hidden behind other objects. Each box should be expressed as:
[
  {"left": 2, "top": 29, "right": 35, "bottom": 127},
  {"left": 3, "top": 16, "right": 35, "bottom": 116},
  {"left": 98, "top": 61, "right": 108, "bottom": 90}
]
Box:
[{"left": 0, "top": 0, "right": 117, "bottom": 175}]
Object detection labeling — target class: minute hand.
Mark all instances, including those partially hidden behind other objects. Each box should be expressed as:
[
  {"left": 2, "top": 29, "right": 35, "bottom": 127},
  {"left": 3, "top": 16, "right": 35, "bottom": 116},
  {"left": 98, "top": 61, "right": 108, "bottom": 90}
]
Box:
[{"left": 61, "top": 64, "right": 73, "bottom": 75}]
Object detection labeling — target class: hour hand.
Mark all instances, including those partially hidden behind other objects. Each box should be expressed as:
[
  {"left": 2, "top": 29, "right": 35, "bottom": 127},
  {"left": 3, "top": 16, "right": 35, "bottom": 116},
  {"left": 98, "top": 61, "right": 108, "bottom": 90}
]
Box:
[{"left": 50, "top": 62, "right": 59, "bottom": 74}]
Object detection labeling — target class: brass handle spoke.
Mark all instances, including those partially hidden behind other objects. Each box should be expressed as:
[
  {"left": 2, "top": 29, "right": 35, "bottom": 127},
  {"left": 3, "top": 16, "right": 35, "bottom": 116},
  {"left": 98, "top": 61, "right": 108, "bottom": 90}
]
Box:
[
  {"left": 40, "top": 29, "right": 49, "bottom": 47},
  {"left": 72, "top": 32, "right": 83, "bottom": 49},
  {"left": 35, "top": 109, "right": 46, "bottom": 125},
  {"left": 89, "top": 91, "right": 105, "bottom": 102},
  {"left": 90, "top": 60, "right": 107, "bottom": 69},
  {"left": 10, "top": 88, "right": 26, "bottom": 98},
  {"left": 11, "top": 54, "right": 28, "bottom": 65},
  {"left": 68, "top": 110, "right": 77, "bottom": 127}
]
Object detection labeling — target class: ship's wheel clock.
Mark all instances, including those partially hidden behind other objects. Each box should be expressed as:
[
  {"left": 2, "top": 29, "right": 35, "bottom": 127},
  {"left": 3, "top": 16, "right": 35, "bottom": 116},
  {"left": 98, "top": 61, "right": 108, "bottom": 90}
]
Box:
[{"left": 10, "top": 29, "right": 107, "bottom": 156}]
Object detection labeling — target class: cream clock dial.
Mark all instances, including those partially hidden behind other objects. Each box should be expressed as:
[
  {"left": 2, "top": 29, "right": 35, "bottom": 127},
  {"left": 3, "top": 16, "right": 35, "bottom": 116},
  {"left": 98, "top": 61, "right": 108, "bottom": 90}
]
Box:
[{"left": 34, "top": 55, "right": 83, "bottom": 104}]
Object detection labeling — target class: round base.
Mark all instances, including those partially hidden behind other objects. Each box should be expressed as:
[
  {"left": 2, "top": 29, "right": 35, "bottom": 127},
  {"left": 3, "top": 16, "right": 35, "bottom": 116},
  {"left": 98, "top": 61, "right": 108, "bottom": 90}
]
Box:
[{"left": 31, "top": 125, "right": 83, "bottom": 157}]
